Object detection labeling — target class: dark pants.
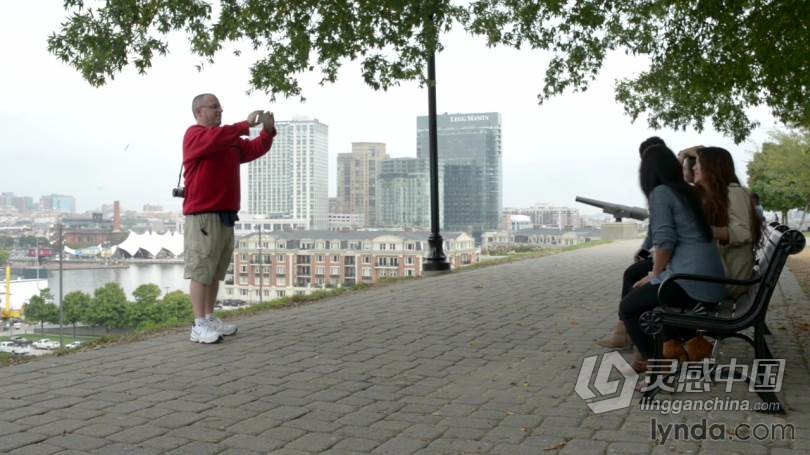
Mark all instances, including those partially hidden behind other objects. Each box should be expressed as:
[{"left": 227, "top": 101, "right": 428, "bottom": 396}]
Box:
[
  {"left": 622, "top": 258, "right": 653, "bottom": 299},
  {"left": 619, "top": 281, "right": 698, "bottom": 358}
]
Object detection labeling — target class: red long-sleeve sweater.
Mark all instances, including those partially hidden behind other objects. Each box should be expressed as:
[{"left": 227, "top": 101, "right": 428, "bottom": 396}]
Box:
[{"left": 182, "top": 121, "right": 276, "bottom": 215}]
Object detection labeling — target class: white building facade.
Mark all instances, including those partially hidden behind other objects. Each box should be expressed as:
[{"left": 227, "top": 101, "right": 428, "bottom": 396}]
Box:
[
  {"left": 504, "top": 204, "right": 582, "bottom": 229},
  {"left": 247, "top": 119, "right": 329, "bottom": 229},
  {"left": 481, "top": 228, "right": 600, "bottom": 252}
]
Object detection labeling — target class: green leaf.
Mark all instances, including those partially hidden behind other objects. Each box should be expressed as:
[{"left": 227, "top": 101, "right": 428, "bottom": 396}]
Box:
[{"left": 49, "top": 1, "right": 810, "bottom": 142}]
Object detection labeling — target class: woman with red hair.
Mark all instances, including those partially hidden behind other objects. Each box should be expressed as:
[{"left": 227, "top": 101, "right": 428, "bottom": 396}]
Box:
[{"left": 693, "top": 147, "right": 763, "bottom": 299}]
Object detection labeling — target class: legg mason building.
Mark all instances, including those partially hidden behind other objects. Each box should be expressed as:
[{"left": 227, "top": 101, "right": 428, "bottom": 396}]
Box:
[{"left": 416, "top": 112, "right": 503, "bottom": 241}]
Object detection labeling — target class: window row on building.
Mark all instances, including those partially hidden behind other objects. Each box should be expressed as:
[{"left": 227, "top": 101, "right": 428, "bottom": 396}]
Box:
[{"left": 221, "top": 230, "right": 479, "bottom": 302}]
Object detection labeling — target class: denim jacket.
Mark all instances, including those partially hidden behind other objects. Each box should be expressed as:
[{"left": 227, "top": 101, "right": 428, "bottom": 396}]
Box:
[{"left": 648, "top": 185, "right": 727, "bottom": 302}]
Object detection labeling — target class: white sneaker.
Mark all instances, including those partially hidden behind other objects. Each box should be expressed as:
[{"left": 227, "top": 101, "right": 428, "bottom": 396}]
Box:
[
  {"left": 209, "top": 316, "right": 238, "bottom": 336},
  {"left": 190, "top": 321, "right": 223, "bottom": 344}
]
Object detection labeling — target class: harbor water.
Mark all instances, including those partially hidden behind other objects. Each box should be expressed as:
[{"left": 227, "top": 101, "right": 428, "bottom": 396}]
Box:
[{"left": 37, "top": 263, "right": 188, "bottom": 298}]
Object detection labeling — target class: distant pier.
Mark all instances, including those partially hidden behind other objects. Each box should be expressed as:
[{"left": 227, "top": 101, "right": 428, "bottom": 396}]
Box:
[{"left": 11, "top": 262, "right": 130, "bottom": 271}]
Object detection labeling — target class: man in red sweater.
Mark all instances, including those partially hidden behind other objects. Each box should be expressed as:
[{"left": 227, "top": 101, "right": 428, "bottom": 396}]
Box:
[{"left": 183, "top": 93, "right": 276, "bottom": 343}]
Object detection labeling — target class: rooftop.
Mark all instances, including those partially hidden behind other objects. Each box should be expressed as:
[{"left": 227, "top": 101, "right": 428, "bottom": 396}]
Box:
[{"left": 240, "top": 230, "right": 472, "bottom": 242}]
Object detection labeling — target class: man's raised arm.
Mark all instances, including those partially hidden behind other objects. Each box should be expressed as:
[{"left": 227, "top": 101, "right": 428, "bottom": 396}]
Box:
[{"left": 239, "top": 112, "right": 276, "bottom": 163}]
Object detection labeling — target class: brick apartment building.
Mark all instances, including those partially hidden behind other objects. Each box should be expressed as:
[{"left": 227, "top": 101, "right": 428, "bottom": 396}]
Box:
[{"left": 222, "top": 230, "right": 479, "bottom": 303}]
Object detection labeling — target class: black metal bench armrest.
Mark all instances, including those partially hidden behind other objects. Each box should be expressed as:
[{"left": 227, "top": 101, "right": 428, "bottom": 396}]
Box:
[
  {"left": 658, "top": 273, "right": 761, "bottom": 306},
  {"left": 639, "top": 273, "right": 763, "bottom": 335}
]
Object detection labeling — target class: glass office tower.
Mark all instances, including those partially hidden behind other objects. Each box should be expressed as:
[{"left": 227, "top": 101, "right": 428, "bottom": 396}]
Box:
[{"left": 416, "top": 113, "right": 502, "bottom": 237}]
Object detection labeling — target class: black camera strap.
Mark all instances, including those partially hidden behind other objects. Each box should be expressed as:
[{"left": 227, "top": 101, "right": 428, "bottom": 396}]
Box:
[{"left": 176, "top": 164, "right": 183, "bottom": 187}]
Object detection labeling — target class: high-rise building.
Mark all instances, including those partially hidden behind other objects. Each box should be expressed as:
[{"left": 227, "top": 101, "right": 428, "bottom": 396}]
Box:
[
  {"left": 247, "top": 118, "right": 329, "bottom": 229},
  {"left": 377, "top": 158, "right": 432, "bottom": 228},
  {"left": 336, "top": 156, "right": 351, "bottom": 213},
  {"left": 328, "top": 197, "right": 344, "bottom": 214},
  {"left": 39, "top": 194, "right": 76, "bottom": 213},
  {"left": 416, "top": 112, "right": 502, "bottom": 236},
  {"left": 0, "top": 193, "right": 13, "bottom": 208},
  {"left": 1, "top": 193, "right": 34, "bottom": 212},
  {"left": 336, "top": 142, "right": 388, "bottom": 227}
]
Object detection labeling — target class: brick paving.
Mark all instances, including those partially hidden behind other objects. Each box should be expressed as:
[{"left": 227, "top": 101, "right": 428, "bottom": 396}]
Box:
[{"left": 0, "top": 240, "right": 808, "bottom": 454}]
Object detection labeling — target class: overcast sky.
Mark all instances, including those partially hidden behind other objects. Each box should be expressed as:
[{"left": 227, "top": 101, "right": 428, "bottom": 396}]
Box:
[{"left": 1, "top": 3, "right": 782, "bottom": 215}]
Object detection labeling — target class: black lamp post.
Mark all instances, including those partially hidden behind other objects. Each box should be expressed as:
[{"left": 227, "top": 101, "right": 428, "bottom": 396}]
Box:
[
  {"left": 422, "top": 18, "right": 450, "bottom": 273},
  {"left": 58, "top": 222, "right": 64, "bottom": 349}
]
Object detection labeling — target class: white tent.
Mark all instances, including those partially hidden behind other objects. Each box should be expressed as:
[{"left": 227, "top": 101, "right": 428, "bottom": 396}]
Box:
[{"left": 115, "top": 231, "right": 184, "bottom": 258}]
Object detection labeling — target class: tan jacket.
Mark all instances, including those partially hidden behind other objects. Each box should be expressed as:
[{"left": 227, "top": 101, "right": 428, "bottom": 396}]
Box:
[{"left": 718, "top": 184, "right": 756, "bottom": 299}]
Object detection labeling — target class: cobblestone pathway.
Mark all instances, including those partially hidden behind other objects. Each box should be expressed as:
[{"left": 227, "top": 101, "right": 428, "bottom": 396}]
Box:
[{"left": 0, "top": 241, "right": 808, "bottom": 454}]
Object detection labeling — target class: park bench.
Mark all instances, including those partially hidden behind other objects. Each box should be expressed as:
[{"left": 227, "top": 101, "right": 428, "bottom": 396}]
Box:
[{"left": 639, "top": 222, "right": 806, "bottom": 414}]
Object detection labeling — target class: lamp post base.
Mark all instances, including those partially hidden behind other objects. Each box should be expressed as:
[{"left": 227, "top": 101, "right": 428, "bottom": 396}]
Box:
[
  {"left": 423, "top": 234, "right": 451, "bottom": 273},
  {"left": 423, "top": 261, "right": 451, "bottom": 273}
]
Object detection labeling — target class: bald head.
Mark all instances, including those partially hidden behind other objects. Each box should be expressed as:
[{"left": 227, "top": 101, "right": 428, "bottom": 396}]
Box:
[
  {"left": 192, "top": 93, "right": 222, "bottom": 127},
  {"left": 192, "top": 93, "right": 215, "bottom": 116}
]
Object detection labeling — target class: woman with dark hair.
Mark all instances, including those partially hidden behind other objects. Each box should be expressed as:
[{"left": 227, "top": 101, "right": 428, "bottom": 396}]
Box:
[
  {"left": 600, "top": 140, "right": 707, "bottom": 350},
  {"left": 693, "top": 147, "right": 762, "bottom": 299},
  {"left": 619, "top": 145, "right": 726, "bottom": 371},
  {"left": 639, "top": 136, "right": 665, "bottom": 157},
  {"left": 598, "top": 136, "right": 664, "bottom": 349}
]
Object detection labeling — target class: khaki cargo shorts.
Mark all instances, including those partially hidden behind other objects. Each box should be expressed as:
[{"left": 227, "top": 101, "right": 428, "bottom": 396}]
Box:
[{"left": 184, "top": 213, "right": 235, "bottom": 285}]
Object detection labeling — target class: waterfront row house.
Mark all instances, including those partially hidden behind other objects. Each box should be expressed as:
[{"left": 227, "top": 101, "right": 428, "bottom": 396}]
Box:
[
  {"left": 480, "top": 227, "right": 601, "bottom": 253},
  {"left": 222, "top": 230, "right": 479, "bottom": 303}
]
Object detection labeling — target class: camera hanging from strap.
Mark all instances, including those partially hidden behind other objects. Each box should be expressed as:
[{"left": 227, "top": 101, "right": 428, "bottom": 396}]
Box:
[{"left": 172, "top": 164, "right": 185, "bottom": 198}]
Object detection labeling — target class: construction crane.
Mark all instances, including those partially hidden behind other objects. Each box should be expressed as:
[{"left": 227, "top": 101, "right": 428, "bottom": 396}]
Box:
[{"left": 2, "top": 265, "right": 22, "bottom": 320}]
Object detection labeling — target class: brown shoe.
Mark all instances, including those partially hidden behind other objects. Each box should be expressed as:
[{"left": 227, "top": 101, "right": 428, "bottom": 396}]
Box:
[
  {"left": 684, "top": 335, "right": 714, "bottom": 361},
  {"left": 597, "top": 321, "right": 632, "bottom": 349},
  {"left": 663, "top": 339, "right": 688, "bottom": 363}
]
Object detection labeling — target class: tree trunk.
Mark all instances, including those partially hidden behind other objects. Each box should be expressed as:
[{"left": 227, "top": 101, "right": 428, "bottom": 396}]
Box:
[
  {"left": 782, "top": 210, "right": 789, "bottom": 227},
  {"left": 800, "top": 206, "right": 808, "bottom": 230},
  {"left": 40, "top": 321, "right": 44, "bottom": 334},
  {"left": 72, "top": 323, "right": 76, "bottom": 340}
]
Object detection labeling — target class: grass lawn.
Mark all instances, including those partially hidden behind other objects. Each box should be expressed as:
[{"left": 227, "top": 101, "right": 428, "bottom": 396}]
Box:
[{"left": 787, "top": 233, "right": 810, "bottom": 299}]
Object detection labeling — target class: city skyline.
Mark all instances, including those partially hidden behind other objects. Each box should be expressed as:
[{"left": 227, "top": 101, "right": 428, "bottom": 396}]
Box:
[{"left": 1, "top": 3, "right": 780, "bottom": 215}]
